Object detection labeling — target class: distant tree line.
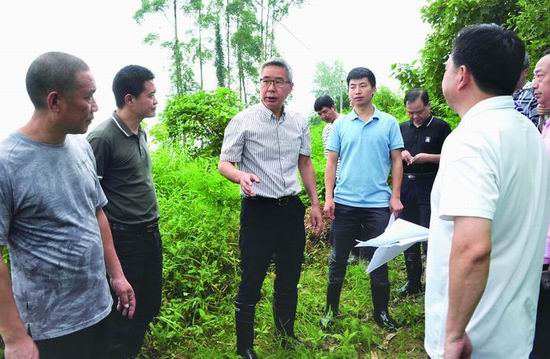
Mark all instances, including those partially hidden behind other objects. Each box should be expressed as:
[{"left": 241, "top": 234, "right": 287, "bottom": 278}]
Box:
[{"left": 134, "top": 0, "right": 304, "bottom": 104}]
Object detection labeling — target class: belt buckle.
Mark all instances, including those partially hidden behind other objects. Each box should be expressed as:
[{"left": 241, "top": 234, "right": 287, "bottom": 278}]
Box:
[
  {"left": 407, "top": 174, "right": 416, "bottom": 180},
  {"left": 277, "top": 197, "right": 289, "bottom": 206}
]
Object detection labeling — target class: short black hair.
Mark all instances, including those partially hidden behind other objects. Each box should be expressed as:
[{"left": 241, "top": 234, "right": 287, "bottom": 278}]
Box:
[
  {"left": 404, "top": 88, "right": 430, "bottom": 106},
  {"left": 451, "top": 24, "right": 525, "bottom": 96},
  {"left": 346, "top": 67, "right": 376, "bottom": 88},
  {"left": 314, "top": 95, "right": 335, "bottom": 112},
  {"left": 543, "top": 48, "right": 550, "bottom": 56},
  {"left": 112, "top": 65, "right": 155, "bottom": 108},
  {"left": 25, "top": 52, "right": 90, "bottom": 110}
]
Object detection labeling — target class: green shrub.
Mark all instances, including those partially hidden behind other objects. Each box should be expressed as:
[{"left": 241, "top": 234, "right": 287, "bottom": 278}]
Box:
[
  {"left": 373, "top": 86, "right": 406, "bottom": 122},
  {"left": 159, "top": 88, "right": 243, "bottom": 157}
]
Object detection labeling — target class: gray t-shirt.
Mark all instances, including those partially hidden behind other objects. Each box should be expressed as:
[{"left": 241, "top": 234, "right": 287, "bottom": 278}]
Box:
[{"left": 0, "top": 133, "right": 112, "bottom": 340}]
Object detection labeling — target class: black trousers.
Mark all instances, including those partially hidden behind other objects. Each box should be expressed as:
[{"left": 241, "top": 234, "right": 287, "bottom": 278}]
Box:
[
  {"left": 236, "top": 196, "right": 306, "bottom": 305},
  {"left": 401, "top": 174, "right": 434, "bottom": 257},
  {"left": 531, "top": 264, "right": 550, "bottom": 358},
  {"left": 328, "top": 204, "right": 391, "bottom": 293},
  {"left": 34, "top": 317, "right": 110, "bottom": 359},
  {"left": 108, "top": 222, "right": 163, "bottom": 359}
]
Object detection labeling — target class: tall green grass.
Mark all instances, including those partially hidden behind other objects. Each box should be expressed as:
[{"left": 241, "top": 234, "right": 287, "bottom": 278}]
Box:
[{"left": 143, "top": 124, "right": 425, "bottom": 358}]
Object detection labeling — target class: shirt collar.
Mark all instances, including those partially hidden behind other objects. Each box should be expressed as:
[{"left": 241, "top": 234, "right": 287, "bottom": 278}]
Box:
[
  {"left": 460, "top": 96, "right": 515, "bottom": 125},
  {"left": 349, "top": 105, "right": 380, "bottom": 123},
  {"left": 409, "top": 116, "right": 434, "bottom": 128},
  {"left": 111, "top": 112, "right": 140, "bottom": 137},
  {"left": 258, "top": 102, "right": 287, "bottom": 122}
]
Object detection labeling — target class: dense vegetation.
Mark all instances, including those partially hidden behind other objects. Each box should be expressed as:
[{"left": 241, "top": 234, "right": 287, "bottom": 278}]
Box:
[
  {"left": 135, "top": 87, "right": 425, "bottom": 358},
  {"left": 392, "top": 0, "right": 550, "bottom": 129}
]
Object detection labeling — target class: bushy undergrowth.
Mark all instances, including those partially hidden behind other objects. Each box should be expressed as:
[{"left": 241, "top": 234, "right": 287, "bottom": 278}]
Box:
[
  {"left": 142, "top": 123, "right": 425, "bottom": 358},
  {"left": 145, "top": 145, "right": 242, "bottom": 356}
]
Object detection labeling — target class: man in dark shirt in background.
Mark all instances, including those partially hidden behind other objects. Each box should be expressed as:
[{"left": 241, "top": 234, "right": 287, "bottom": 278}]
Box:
[
  {"left": 87, "top": 65, "right": 162, "bottom": 359},
  {"left": 399, "top": 89, "right": 451, "bottom": 296}
]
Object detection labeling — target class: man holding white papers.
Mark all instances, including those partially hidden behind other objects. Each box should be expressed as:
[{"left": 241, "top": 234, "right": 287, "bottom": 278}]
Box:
[
  {"left": 323, "top": 67, "right": 404, "bottom": 330},
  {"left": 425, "top": 25, "right": 550, "bottom": 359}
]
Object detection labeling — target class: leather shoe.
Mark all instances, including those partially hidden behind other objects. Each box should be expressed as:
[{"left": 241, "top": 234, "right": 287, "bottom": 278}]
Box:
[
  {"left": 237, "top": 348, "right": 258, "bottom": 359},
  {"left": 373, "top": 310, "right": 398, "bottom": 331}
]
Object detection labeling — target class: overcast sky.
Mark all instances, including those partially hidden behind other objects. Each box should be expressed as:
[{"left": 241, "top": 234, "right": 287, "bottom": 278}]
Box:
[{"left": 0, "top": 0, "right": 431, "bottom": 139}]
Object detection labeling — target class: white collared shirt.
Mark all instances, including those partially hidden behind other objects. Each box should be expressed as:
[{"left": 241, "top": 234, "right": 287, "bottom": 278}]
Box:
[
  {"left": 220, "top": 103, "right": 311, "bottom": 198},
  {"left": 425, "top": 96, "right": 550, "bottom": 358}
]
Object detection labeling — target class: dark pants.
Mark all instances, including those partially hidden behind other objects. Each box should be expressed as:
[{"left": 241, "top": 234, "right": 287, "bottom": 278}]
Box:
[
  {"left": 400, "top": 174, "right": 434, "bottom": 287},
  {"left": 531, "top": 264, "right": 550, "bottom": 359},
  {"left": 34, "top": 317, "right": 109, "bottom": 359},
  {"left": 328, "top": 204, "right": 391, "bottom": 309},
  {"left": 237, "top": 196, "right": 306, "bottom": 305},
  {"left": 108, "top": 222, "right": 163, "bottom": 359}
]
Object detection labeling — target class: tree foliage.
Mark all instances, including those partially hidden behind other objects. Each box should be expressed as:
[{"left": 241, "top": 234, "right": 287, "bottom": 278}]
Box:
[
  {"left": 157, "top": 87, "right": 243, "bottom": 156},
  {"left": 391, "top": 0, "right": 549, "bottom": 128},
  {"left": 312, "top": 60, "right": 349, "bottom": 113},
  {"left": 134, "top": 0, "right": 305, "bottom": 100}
]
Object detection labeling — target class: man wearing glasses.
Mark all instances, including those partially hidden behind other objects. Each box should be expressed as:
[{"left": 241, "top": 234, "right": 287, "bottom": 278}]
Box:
[{"left": 218, "top": 58, "right": 322, "bottom": 358}]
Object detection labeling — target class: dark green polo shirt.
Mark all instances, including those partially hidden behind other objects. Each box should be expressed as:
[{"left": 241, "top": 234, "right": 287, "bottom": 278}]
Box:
[{"left": 87, "top": 113, "right": 158, "bottom": 224}]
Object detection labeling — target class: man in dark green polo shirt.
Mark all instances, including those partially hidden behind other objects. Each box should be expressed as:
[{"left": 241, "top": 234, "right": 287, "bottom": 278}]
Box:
[{"left": 87, "top": 65, "right": 162, "bottom": 359}]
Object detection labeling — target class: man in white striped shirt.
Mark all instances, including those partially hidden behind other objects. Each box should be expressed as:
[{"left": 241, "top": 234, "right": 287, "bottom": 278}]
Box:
[{"left": 219, "top": 58, "right": 322, "bottom": 359}]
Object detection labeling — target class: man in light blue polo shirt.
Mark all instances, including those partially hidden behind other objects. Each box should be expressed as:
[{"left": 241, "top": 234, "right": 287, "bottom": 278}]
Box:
[{"left": 322, "top": 67, "right": 404, "bottom": 330}]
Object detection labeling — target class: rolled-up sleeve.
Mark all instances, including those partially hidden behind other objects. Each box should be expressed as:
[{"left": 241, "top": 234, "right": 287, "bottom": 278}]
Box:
[{"left": 220, "top": 116, "right": 245, "bottom": 163}]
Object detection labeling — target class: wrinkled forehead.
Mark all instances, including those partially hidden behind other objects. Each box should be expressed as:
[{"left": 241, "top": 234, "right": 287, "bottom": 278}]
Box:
[
  {"left": 535, "top": 55, "right": 550, "bottom": 74},
  {"left": 73, "top": 71, "right": 96, "bottom": 91},
  {"left": 261, "top": 65, "right": 289, "bottom": 80}
]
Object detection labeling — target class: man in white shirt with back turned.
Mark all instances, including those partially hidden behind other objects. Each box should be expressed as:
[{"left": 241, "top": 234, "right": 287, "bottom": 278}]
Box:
[{"left": 425, "top": 24, "right": 550, "bottom": 359}]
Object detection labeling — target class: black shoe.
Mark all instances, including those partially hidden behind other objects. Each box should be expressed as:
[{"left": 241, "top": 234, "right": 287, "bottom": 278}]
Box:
[
  {"left": 373, "top": 310, "right": 398, "bottom": 331},
  {"left": 237, "top": 348, "right": 258, "bottom": 359},
  {"left": 398, "top": 281, "right": 423, "bottom": 297}
]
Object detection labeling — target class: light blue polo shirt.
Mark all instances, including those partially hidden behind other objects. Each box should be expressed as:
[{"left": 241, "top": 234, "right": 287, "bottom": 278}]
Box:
[{"left": 327, "top": 106, "right": 404, "bottom": 208}]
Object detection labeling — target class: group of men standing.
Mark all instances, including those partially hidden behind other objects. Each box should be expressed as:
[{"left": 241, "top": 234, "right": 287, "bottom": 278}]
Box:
[
  {"left": 1, "top": 23, "right": 550, "bottom": 359},
  {"left": 220, "top": 24, "right": 550, "bottom": 359},
  {"left": 0, "top": 54, "right": 162, "bottom": 359}
]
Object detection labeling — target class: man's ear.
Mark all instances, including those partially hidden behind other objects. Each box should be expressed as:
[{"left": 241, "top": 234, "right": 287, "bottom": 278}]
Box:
[
  {"left": 46, "top": 91, "right": 62, "bottom": 113},
  {"left": 124, "top": 93, "right": 134, "bottom": 106},
  {"left": 457, "top": 65, "right": 471, "bottom": 91}
]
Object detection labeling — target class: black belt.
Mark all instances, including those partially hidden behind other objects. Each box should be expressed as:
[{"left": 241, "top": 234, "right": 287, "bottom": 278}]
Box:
[
  {"left": 404, "top": 172, "right": 436, "bottom": 180},
  {"left": 244, "top": 195, "right": 298, "bottom": 206},
  {"left": 110, "top": 219, "right": 159, "bottom": 233}
]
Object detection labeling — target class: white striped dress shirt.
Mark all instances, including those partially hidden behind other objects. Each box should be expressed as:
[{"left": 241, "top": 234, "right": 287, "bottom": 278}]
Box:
[{"left": 220, "top": 103, "right": 311, "bottom": 198}]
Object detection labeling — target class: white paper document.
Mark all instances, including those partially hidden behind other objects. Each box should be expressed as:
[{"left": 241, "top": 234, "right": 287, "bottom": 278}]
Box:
[{"left": 355, "top": 218, "right": 429, "bottom": 273}]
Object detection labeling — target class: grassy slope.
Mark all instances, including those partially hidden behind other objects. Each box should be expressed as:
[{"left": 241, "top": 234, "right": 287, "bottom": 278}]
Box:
[
  {"left": 144, "top": 242, "right": 425, "bottom": 358},
  {"left": 141, "top": 123, "right": 426, "bottom": 358}
]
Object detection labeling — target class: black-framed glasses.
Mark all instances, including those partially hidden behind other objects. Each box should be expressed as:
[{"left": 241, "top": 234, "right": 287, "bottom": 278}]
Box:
[{"left": 260, "top": 78, "right": 291, "bottom": 87}]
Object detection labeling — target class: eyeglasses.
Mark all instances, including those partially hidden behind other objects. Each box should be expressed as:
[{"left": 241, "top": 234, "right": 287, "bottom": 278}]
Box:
[{"left": 260, "top": 78, "right": 291, "bottom": 88}]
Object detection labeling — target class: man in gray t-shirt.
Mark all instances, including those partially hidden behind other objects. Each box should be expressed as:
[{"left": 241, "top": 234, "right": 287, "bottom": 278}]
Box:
[{"left": 0, "top": 52, "right": 134, "bottom": 359}]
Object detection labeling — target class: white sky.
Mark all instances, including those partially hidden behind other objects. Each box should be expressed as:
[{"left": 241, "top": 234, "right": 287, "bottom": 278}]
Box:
[{"left": 0, "top": 0, "right": 431, "bottom": 140}]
